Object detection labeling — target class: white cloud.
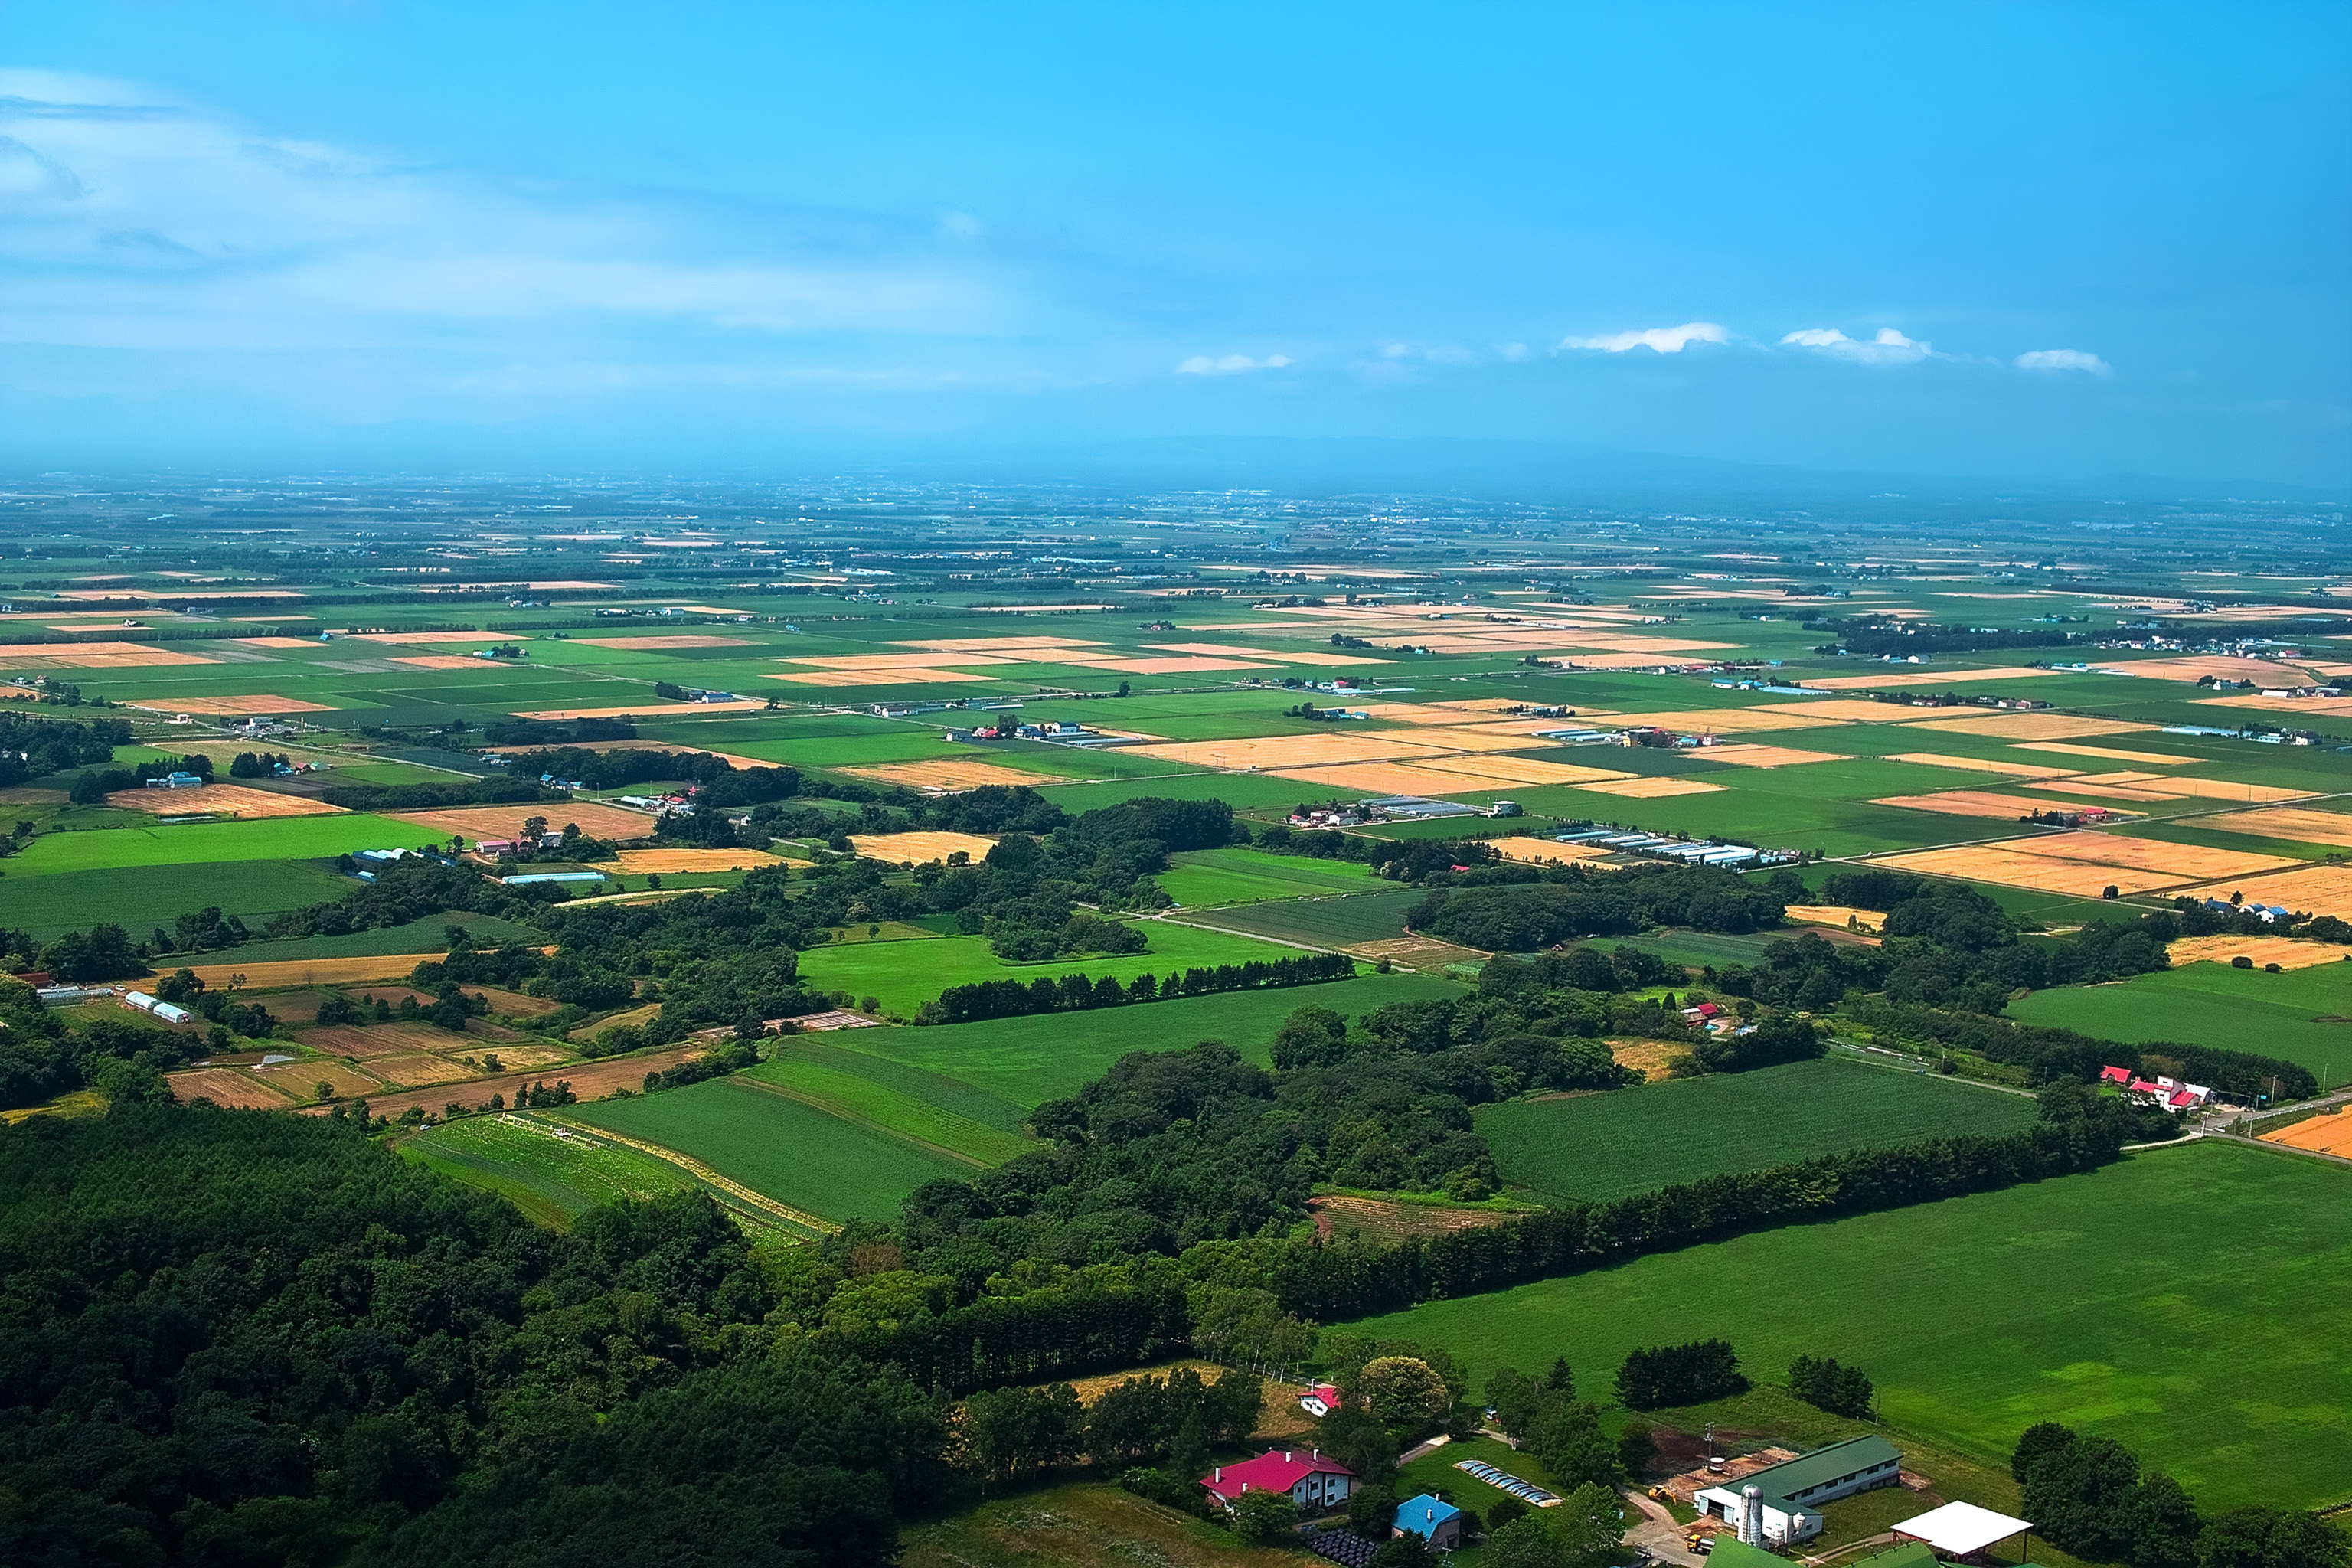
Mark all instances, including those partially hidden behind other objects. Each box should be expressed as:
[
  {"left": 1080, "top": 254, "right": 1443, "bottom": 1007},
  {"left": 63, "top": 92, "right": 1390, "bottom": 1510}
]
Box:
[
  {"left": 1175, "top": 353, "right": 1292, "bottom": 374},
  {"left": 2014, "top": 348, "right": 2112, "bottom": 374},
  {"left": 1779, "top": 326, "right": 1935, "bottom": 365},
  {"left": 1558, "top": 321, "right": 1727, "bottom": 354}
]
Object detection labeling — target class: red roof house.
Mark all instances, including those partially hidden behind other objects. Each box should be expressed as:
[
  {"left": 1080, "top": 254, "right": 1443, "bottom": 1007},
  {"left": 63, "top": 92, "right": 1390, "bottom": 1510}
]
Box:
[
  {"left": 2099, "top": 1066, "right": 2132, "bottom": 1086},
  {"left": 1298, "top": 1383, "right": 1344, "bottom": 1419},
  {"left": 1201, "top": 1448, "right": 1357, "bottom": 1514}
]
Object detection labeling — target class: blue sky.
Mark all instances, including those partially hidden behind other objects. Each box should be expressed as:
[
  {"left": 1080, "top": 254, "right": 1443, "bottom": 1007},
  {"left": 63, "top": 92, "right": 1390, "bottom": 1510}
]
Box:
[{"left": 2, "top": 2, "right": 2347, "bottom": 487}]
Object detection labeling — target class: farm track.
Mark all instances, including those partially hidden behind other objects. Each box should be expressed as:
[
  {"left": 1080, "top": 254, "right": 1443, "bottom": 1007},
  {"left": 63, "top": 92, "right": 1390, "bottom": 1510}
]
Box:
[{"left": 536, "top": 1114, "right": 839, "bottom": 1236}]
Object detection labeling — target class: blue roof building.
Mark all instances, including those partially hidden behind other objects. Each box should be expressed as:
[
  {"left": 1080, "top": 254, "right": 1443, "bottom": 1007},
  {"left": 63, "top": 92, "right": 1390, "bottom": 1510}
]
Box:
[{"left": 1393, "top": 1493, "right": 1462, "bottom": 1549}]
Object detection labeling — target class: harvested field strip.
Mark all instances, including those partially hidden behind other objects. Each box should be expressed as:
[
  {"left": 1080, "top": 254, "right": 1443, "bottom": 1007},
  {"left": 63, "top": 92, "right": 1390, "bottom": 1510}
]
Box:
[
  {"left": 1268, "top": 762, "right": 1488, "bottom": 796},
  {"left": 511, "top": 700, "right": 771, "bottom": 719},
  {"left": 386, "top": 802, "right": 655, "bottom": 840},
  {"left": 387, "top": 655, "right": 487, "bottom": 669},
  {"left": 2107, "top": 776, "right": 2317, "bottom": 804},
  {"left": 318, "top": 1046, "right": 704, "bottom": 1122},
  {"left": 2011, "top": 741, "right": 2199, "bottom": 765},
  {"left": 1396, "top": 756, "right": 1633, "bottom": 786},
  {"left": 1698, "top": 744, "right": 1851, "bottom": 766},
  {"left": 122, "top": 694, "right": 338, "bottom": 715},
  {"left": 1995, "top": 831, "right": 2299, "bottom": 878},
  {"left": 2262, "top": 1110, "right": 2352, "bottom": 1157},
  {"left": 2107, "top": 655, "right": 2328, "bottom": 684},
  {"left": 165, "top": 1068, "right": 294, "bottom": 1109},
  {"left": 1872, "top": 790, "right": 2118, "bottom": 820},
  {"left": 1870, "top": 845, "right": 2190, "bottom": 897},
  {"left": 2174, "top": 863, "right": 2352, "bottom": 920},
  {"left": 106, "top": 783, "right": 345, "bottom": 818},
  {"left": 891, "top": 635, "right": 1106, "bottom": 652},
  {"left": 1800, "top": 667, "right": 2057, "bottom": 689},
  {"left": 1609, "top": 1040, "right": 1681, "bottom": 1081},
  {"left": 842, "top": 759, "right": 1060, "bottom": 789},
  {"left": 352, "top": 631, "right": 512, "bottom": 644},
  {"left": 544, "top": 1115, "right": 838, "bottom": 1236},
  {"left": 0, "top": 642, "right": 219, "bottom": 667},
  {"left": 2166, "top": 936, "right": 2350, "bottom": 970},
  {"left": 575, "top": 635, "right": 757, "bottom": 649},
  {"left": 1784, "top": 904, "right": 1883, "bottom": 932},
  {"left": 1315, "top": 1194, "right": 1517, "bottom": 1243},
  {"left": 1358, "top": 703, "right": 1500, "bottom": 725},
  {"left": 1885, "top": 752, "right": 2081, "bottom": 778},
  {"left": 188, "top": 952, "right": 448, "bottom": 988},
  {"left": 2197, "top": 692, "right": 2352, "bottom": 716},
  {"left": 1343, "top": 935, "right": 1488, "bottom": 971},
  {"left": 765, "top": 668, "right": 990, "bottom": 686},
  {"left": 1750, "top": 699, "right": 1962, "bottom": 723},
  {"left": 1575, "top": 776, "right": 1726, "bottom": 798},
  {"left": 779, "top": 652, "right": 1022, "bottom": 669},
  {"left": 1897, "top": 712, "right": 2158, "bottom": 740},
  {"left": 849, "top": 829, "right": 996, "bottom": 863},
  {"left": 1601, "top": 707, "right": 1844, "bottom": 732},
  {"left": 609, "top": 847, "right": 786, "bottom": 873},
  {"left": 2197, "top": 807, "right": 2352, "bottom": 849},
  {"left": 2023, "top": 780, "right": 2185, "bottom": 803},
  {"left": 1127, "top": 733, "right": 1432, "bottom": 768},
  {"left": 736, "top": 1061, "right": 1033, "bottom": 1165},
  {"left": 1485, "top": 837, "right": 1618, "bottom": 866}
]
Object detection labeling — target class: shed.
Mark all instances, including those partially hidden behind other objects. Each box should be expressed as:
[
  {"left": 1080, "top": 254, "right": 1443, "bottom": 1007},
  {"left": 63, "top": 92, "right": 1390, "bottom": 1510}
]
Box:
[
  {"left": 1891, "top": 1500, "right": 2034, "bottom": 1561},
  {"left": 1393, "top": 1494, "right": 1463, "bottom": 1549}
]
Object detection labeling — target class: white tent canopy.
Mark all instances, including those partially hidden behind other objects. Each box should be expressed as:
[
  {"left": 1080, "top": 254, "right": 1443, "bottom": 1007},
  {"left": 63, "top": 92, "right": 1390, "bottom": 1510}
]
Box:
[{"left": 1892, "top": 1501, "right": 2034, "bottom": 1557}]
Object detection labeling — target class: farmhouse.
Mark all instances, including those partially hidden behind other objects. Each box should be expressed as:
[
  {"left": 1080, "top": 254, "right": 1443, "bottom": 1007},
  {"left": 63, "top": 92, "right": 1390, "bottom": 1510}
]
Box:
[
  {"left": 1694, "top": 1434, "right": 1902, "bottom": 1544},
  {"left": 1200, "top": 1449, "right": 1357, "bottom": 1514},
  {"left": 1393, "top": 1494, "right": 1463, "bottom": 1549},
  {"left": 1298, "top": 1383, "right": 1344, "bottom": 1418}
]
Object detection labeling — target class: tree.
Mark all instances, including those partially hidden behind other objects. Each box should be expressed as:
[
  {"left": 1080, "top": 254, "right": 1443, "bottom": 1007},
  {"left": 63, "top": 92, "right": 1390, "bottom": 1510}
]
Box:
[
  {"left": 1553, "top": 1482, "right": 1628, "bottom": 1568},
  {"left": 1618, "top": 1421, "right": 1658, "bottom": 1477},
  {"left": 1348, "top": 1485, "right": 1398, "bottom": 1538},
  {"left": 2014, "top": 1421, "right": 2078, "bottom": 1481},
  {"left": 1372, "top": 1531, "right": 1444, "bottom": 1568},
  {"left": 1788, "top": 1354, "right": 1875, "bottom": 1419},
  {"left": 1616, "top": 1339, "right": 1746, "bottom": 1410},
  {"left": 2197, "top": 1507, "right": 2350, "bottom": 1568},
  {"left": 1487, "top": 1511, "right": 1573, "bottom": 1568},
  {"left": 1357, "top": 1357, "right": 1450, "bottom": 1431},
  {"left": 2022, "top": 1432, "right": 2147, "bottom": 1563},
  {"left": 1231, "top": 1488, "right": 1297, "bottom": 1544}
]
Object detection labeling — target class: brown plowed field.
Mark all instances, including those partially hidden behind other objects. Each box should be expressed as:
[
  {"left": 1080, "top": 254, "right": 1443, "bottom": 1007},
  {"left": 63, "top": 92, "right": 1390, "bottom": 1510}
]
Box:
[
  {"left": 306, "top": 1046, "right": 705, "bottom": 1119},
  {"left": 298, "top": 1021, "right": 465, "bottom": 1059},
  {"left": 166, "top": 1068, "right": 294, "bottom": 1109},
  {"left": 107, "top": 783, "right": 345, "bottom": 818},
  {"left": 2262, "top": 1111, "right": 2352, "bottom": 1157},
  {"left": 188, "top": 954, "right": 446, "bottom": 988},
  {"left": 611, "top": 847, "right": 788, "bottom": 872},
  {"left": 387, "top": 802, "right": 655, "bottom": 840},
  {"left": 361, "top": 1052, "right": 485, "bottom": 1087}
]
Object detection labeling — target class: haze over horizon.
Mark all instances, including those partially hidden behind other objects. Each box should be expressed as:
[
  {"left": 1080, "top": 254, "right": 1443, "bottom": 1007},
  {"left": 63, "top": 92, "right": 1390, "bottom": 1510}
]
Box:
[{"left": 3, "top": 2, "right": 2348, "bottom": 491}]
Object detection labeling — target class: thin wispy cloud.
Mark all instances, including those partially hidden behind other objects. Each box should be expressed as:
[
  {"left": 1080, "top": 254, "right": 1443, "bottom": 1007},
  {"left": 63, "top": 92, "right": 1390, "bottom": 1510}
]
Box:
[
  {"left": 1176, "top": 353, "right": 1292, "bottom": 374},
  {"left": 1558, "top": 322, "right": 1728, "bottom": 354},
  {"left": 1779, "top": 327, "right": 1935, "bottom": 365},
  {"left": 2014, "top": 348, "right": 2112, "bottom": 374}
]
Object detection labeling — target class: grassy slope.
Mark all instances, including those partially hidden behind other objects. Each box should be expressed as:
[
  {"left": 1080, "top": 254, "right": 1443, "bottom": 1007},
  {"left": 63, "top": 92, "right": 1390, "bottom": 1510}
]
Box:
[
  {"left": 181, "top": 910, "right": 544, "bottom": 965},
  {"left": 1480, "top": 1057, "right": 2041, "bottom": 1206},
  {"left": 1161, "top": 845, "right": 1380, "bottom": 907},
  {"left": 1184, "top": 886, "right": 1430, "bottom": 946},
  {"left": 739, "top": 1054, "right": 1035, "bottom": 1164},
  {"left": 2008, "top": 961, "right": 2352, "bottom": 1082},
  {"left": 1352, "top": 1140, "right": 2352, "bottom": 1510},
  {"left": 900, "top": 1481, "right": 1302, "bottom": 1568},
  {"left": 855, "top": 971, "right": 1465, "bottom": 1107},
  {"left": 0, "top": 857, "right": 357, "bottom": 939},
  {"left": 398, "top": 1112, "right": 699, "bottom": 1227},
  {"left": 792, "top": 920, "right": 1308, "bottom": 1017},
  {"left": 570, "top": 1075, "right": 976, "bottom": 1221}
]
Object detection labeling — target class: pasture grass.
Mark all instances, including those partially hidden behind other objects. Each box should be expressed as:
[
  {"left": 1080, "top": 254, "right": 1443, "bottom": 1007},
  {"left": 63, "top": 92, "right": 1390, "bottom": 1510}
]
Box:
[
  {"left": 2, "top": 814, "right": 446, "bottom": 875},
  {"left": 776, "top": 1039, "right": 1031, "bottom": 1131},
  {"left": 1350, "top": 1139, "right": 2352, "bottom": 1510},
  {"left": 399, "top": 1112, "right": 700, "bottom": 1227},
  {"left": 178, "top": 910, "right": 544, "bottom": 964},
  {"left": 857, "top": 971, "right": 1465, "bottom": 1107},
  {"left": 740, "top": 1054, "right": 1034, "bottom": 1164},
  {"left": 793, "top": 920, "right": 1305, "bottom": 1016},
  {"left": 2008, "top": 961, "right": 2352, "bottom": 1083},
  {"left": 1161, "top": 845, "right": 1380, "bottom": 907},
  {"left": 0, "top": 857, "right": 358, "bottom": 939},
  {"left": 901, "top": 1481, "right": 1301, "bottom": 1568},
  {"left": 570, "top": 1075, "right": 976, "bottom": 1221},
  {"left": 1183, "top": 886, "right": 1430, "bottom": 947},
  {"left": 1478, "top": 1056, "right": 2040, "bottom": 1206}
]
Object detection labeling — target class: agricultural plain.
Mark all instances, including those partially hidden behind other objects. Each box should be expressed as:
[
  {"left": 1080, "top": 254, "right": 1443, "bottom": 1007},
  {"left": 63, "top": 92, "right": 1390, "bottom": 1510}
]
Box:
[
  {"left": 1352, "top": 1140, "right": 2352, "bottom": 1511},
  {"left": 2008, "top": 961, "right": 2352, "bottom": 1083}
]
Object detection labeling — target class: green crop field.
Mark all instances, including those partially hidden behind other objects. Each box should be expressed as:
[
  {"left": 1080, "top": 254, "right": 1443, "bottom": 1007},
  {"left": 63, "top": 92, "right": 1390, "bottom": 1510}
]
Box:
[
  {"left": 571, "top": 1076, "right": 977, "bottom": 1221},
  {"left": 400, "top": 1111, "right": 701, "bottom": 1227},
  {"left": 1351, "top": 1140, "right": 2351, "bottom": 1511},
  {"left": 854, "top": 970, "right": 1466, "bottom": 1106},
  {"left": 0, "top": 857, "right": 357, "bottom": 939},
  {"left": 178, "top": 910, "right": 545, "bottom": 964},
  {"left": 769, "top": 1039, "right": 1031, "bottom": 1130},
  {"left": 2009, "top": 962, "right": 2352, "bottom": 1083},
  {"left": 1480, "top": 1057, "right": 2042, "bottom": 1206},
  {"left": 1, "top": 814, "right": 446, "bottom": 876},
  {"left": 1160, "top": 845, "right": 1380, "bottom": 907},
  {"left": 741, "top": 1054, "right": 1035, "bottom": 1164},
  {"left": 792, "top": 918, "right": 1304, "bottom": 1016},
  {"left": 1186, "top": 885, "right": 1429, "bottom": 947}
]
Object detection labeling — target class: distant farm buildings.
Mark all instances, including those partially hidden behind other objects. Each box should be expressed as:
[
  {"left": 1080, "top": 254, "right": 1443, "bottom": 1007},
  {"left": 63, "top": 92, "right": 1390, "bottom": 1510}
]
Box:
[
  {"left": 2100, "top": 1065, "right": 2212, "bottom": 1109},
  {"left": 1693, "top": 1434, "right": 1902, "bottom": 1544}
]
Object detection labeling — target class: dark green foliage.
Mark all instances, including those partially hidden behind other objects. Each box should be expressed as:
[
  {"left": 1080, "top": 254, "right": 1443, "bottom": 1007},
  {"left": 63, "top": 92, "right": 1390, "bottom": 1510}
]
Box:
[
  {"left": 1410, "top": 862, "right": 1789, "bottom": 951},
  {"left": 1121, "top": 1464, "right": 1214, "bottom": 1517},
  {"left": 0, "top": 709, "right": 128, "bottom": 786},
  {"left": 1788, "top": 1354, "right": 1874, "bottom": 1418},
  {"left": 959, "top": 1381, "right": 1086, "bottom": 1488},
  {"left": 34, "top": 920, "right": 145, "bottom": 981},
  {"left": 924, "top": 952, "right": 1355, "bottom": 1025},
  {"left": 1079, "top": 1365, "right": 1260, "bottom": 1470},
  {"left": 1687, "top": 1012, "right": 1823, "bottom": 1074},
  {"left": 1853, "top": 999, "right": 2316, "bottom": 1099},
  {"left": 2196, "top": 1507, "right": 2351, "bottom": 1568},
  {"left": 2014, "top": 1423, "right": 2205, "bottom": 1568},
  {"left": 1615, "top": 1339, "right": 1746, "bottom": 1410}
]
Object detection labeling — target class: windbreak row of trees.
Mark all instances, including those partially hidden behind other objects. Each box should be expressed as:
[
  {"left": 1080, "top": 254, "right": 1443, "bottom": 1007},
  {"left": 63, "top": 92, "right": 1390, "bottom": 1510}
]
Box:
[{"left": 920, "top": 952, "right": 1357, "bottom": 1024}]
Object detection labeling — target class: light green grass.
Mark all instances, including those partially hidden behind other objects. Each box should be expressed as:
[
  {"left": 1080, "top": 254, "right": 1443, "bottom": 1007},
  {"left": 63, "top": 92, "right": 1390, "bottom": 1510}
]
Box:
[
  {"left": 1479, "top": 1056, "right": 2040, "bottom": 1206},
  {"left": 2008, "top": 961, "right": 2352, "bottom": 1083},
  {"left": 0, "top": 857, "right": 357, "bottom": 939},
  {"left": 1351, "top": 1139, "right": 2352, "bottom": 1511},
  {"left": 570, "top": 1075, "right": 975, "bottom": 1221},
  {"left": 178, "top": 910, "right": 544, "bottom": 964},
  {"left": 741, "top": 1054, "right": 1035, "bottom": 1164},
  {"left": 1161, "top": 845, "right": 1379, "bottom": 907},
  {"left": 792, "top": 918, "right": 1304, "bottom": 1016},
  {"left": 1181, "top": 886, "right": 1429, "bottom": 947},
  {"left": 0, "top": 813, "right": 446, "bottom": 875},
  {"left": 399, "top": 1111, "right": 700, "bottom": 1227},
  {"left": 856, "top": 971, "right": 1465, "bottom": 1106}
]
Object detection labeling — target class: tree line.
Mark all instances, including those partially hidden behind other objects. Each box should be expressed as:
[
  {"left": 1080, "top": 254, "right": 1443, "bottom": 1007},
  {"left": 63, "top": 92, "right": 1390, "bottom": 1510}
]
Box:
[{"left": 920, "top": 952, "right": 1357, "bottom": 1024}]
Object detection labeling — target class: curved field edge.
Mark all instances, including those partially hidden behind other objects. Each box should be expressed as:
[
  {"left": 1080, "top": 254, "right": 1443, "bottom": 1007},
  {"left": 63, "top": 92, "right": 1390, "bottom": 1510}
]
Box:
[{"left": 1345, "top": 1138, "right": 2352, "bottom": 1511}]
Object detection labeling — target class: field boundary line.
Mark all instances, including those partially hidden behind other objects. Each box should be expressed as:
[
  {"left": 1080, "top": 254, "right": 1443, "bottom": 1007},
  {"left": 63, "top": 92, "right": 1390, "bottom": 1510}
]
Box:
[
  {"left": 730, "top": 1073, "right": 995, "bottom": 1168},
  {"left": 534, "top": 1112, "right": 840, "bottom": 1235}
]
